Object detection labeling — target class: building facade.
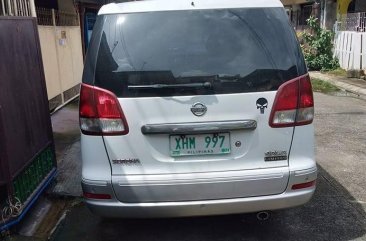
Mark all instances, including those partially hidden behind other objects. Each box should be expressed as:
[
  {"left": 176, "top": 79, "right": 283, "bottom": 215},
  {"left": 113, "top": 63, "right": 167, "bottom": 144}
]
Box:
[{"left": 282, "top": 0, "right": 366, "bottom": 30}]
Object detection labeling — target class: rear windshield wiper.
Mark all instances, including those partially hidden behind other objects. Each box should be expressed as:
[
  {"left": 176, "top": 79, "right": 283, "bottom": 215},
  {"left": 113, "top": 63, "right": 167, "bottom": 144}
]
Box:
[
  {"left": 216, "top": 74, "right": 241, "bottom": 81},
  {"left": 128, "top": 82, "right": 212, "bottom": 90}
]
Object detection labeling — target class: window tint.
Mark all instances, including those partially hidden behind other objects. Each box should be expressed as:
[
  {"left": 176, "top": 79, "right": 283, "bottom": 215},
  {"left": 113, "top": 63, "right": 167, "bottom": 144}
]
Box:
[{"left": 85, "top": 8, "right": 306, "bottom": 97}]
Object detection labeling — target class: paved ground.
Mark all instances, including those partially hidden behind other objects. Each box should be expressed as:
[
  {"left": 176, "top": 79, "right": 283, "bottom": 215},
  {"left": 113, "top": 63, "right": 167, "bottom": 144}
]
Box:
[
  {"left": 310, "top": 71, "right": 366, "bottom": 100},
  {"left": 1, "top": 102, "right": 81, "bottom": 241},
  {"left": 46, "top": 92, "right": 366, "bottom": 241},
  {"left": 44, "top": 101, "right": 82, "bottom": 197},
  {"left": 50, "top": 102, "right": 82, "bottom": 197},
  {"left": 51, "top": 175, "right": 366, "bottom": 241},
  {"left": 3, "top": 91, "right": 366, "bottom": 241},
  {"left": 315, "top": 93, "right": 366, "bottom": 212}
]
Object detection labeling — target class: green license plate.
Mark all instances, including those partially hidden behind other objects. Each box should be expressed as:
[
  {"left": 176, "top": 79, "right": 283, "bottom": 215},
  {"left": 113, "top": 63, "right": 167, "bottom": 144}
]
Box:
[{"left": 170, "top": 133, "right": 231, "bottom": 157}]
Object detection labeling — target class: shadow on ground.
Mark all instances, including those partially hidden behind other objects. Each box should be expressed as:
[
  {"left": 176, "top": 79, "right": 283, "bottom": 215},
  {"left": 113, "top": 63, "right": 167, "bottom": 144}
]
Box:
[
  {"left": 50, "top": 165, "right": 366, "bottom": 241},
  {"left": 51, "top": 100, "right": 80, "bottom": 161},
  {"left": 49, "top": 99, "right": 82, "bottom": 197}
]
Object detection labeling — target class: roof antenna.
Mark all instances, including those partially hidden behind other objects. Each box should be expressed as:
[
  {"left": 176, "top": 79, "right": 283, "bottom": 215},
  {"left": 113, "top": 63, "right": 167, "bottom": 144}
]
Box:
[{"left": 191, "top": 1, "right": 195, "bottom": 7}]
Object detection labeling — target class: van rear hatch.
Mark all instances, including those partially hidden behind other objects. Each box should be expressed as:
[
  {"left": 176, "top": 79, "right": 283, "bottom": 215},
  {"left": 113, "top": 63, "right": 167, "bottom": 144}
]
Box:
[{"left": 81, "top": 7, "right": 309, "bottom": 201}]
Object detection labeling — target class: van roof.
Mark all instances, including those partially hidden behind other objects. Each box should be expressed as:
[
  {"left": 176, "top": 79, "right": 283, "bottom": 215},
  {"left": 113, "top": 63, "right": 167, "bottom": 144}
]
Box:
[{"left": 98, "top": 0, "right": 284, "bottom": 15}]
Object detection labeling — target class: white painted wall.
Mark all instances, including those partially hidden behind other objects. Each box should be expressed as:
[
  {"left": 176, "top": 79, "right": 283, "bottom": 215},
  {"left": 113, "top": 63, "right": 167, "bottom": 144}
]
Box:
[
  {"left": 38, "top": 26, "right": 83, "bottom": 101},
  {"left": 334, "top": 31, "right": 366, "bottom": 70}
]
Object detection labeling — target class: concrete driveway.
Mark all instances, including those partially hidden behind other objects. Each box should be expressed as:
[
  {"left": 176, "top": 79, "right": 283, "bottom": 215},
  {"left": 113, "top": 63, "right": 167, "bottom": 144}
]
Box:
[{"left": 49, "top": 92, "right": 366, "bottom": 241}]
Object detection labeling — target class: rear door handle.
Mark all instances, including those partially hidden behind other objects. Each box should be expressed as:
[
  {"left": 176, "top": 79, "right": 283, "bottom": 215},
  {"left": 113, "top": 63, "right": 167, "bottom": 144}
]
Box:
[{"left": 141, "top": 120, "right": 257, "bottom": 135}]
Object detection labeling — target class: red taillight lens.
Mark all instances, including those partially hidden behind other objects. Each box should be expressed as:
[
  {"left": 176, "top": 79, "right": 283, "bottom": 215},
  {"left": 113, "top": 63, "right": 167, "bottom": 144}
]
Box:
[
  {"left": 83, "top": 192, "right": 112, "bottom": 200},
  {"left": 299, "top": 76, "right": 314, "bottom": 109},
  {"left": 272, "top": 78, "right": 299, "bottom": 111},
  {"left": 79, "top": 83, "right": 129, "bottom": 135},
  {"left": 291, "top": 180, "right": 316, "bottom": 190},
  {"left": 269, "top": 74, "right": 314, "bottom": 128},
  {"left": 80, "top": 83, "right": 97, "bottom": 118},
  {"left": 95, "top": 91, "right": 123, "bottom": 119}
]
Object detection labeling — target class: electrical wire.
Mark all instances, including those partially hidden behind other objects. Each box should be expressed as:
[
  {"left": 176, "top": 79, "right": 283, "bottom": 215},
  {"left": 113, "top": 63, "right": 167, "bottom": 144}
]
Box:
[{"left": 1, "top": 197, "right": 23, "bottom": 224}]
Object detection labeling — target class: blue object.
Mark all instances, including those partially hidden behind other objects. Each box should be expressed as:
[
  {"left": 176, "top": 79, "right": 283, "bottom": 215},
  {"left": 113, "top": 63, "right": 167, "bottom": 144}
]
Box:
[
  {"left": 0, "top": 169, "right": 57, "bottom": 232},
  {"left": 84, "top": 12, "right": 97, "bottom": 51}
]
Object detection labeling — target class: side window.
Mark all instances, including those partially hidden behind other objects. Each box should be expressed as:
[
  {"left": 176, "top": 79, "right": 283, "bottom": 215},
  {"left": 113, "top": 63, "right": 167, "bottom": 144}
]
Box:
[{"left": 82, "top": 16, "right": 105, "bottom": 85}]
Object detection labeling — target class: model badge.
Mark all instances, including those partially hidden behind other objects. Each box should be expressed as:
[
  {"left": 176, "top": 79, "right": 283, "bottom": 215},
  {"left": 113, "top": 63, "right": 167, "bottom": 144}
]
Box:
[
  {"left": 264, "top": 151, "right": 287, "bottom": 162},
  {"left": 112, "top": 159, "right": 141, "bottom": 166},
  {"left": 191, "top": 103, "right": 207, "bottom": 116}
]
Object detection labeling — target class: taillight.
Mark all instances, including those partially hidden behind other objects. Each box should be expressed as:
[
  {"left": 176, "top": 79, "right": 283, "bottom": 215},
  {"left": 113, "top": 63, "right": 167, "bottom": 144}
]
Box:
[
  {"left": 291, "top": 180, "right": 316, "bottom": 190},
  {"left": 79, "top": 83, "right": 129, "bottom": 135},
  {"left": 83, "top": 192, "right": 111, "bottom": 200},
  {"left": 269, "top": 74, "right": 314, "bottom": 128}
]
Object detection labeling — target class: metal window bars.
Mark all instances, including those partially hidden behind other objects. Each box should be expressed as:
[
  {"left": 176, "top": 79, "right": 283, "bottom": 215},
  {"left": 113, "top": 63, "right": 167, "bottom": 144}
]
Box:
[
  {"left": 55, "top": 9, "right": 79, "bottom": 26},
  {"left": 289, "top": 10, "right": 312, "bottom": 31},
  {"left": 35, "top": 7, "right": 53, "bottom": 25},
  {"left": 0, "top": 0, "right": 31, "bottom": 16},
  {"left": 335, "top": 12, "right": 366, "bottom": 32},
  {"left": 36, "top": 7, "right": 79, "bottom": 26}
]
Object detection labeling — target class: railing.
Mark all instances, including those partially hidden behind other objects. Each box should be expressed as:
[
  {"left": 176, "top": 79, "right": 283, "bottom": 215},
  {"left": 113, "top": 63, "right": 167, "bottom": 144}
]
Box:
[
  {"left": 335, "top": 12, "right": 366, "bottom": 32},
  {"left": 36, "top": 7, "right": 53, "bottom": 25},
  {"left": 36, "top": 7, "right": 79, "bottom": 26},
  {"left": 0, "top": 0, "right": 34, "bottom": 16},
  {"left": 56, "top": 9, "right": 79, "bottom": 26},
  {"left": 334, "top": 31, "right": 366, "bottom": 70}
]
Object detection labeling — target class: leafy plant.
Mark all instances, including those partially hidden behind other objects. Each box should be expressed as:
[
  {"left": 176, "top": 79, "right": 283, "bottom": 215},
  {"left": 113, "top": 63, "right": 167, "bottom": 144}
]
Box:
[
  {"left": 301, "top": 16, "right": 339, "bottom": 71},
  {"left": 311, "top": 78, "right": 340, "bottom": 93}
]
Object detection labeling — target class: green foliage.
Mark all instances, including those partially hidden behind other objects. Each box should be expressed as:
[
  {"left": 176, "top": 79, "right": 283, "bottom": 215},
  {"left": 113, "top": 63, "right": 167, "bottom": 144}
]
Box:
[
  {"left": 311, "top": 78, "right": 340, "bottom": 93},
  {"left": 301, "top": 16, "right": 339, "bottom": 71},
  {"left": 323, "top": 67, "right": 347, "bottom": 77}
]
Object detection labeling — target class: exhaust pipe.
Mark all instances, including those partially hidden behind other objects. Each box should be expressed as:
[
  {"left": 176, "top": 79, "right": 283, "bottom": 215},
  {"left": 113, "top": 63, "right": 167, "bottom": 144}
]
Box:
[{"left": 256, "top": 211, "right": 270, "bottom": 221}]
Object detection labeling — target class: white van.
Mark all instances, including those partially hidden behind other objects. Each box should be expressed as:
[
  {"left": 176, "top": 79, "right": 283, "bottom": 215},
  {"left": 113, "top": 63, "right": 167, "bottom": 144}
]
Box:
[{"left": 79, "top": 0, "right": 317, "bottom": 218}]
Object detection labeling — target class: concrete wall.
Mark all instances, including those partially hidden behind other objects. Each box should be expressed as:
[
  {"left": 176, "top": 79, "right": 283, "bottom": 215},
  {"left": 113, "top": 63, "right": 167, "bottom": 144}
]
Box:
[{"left": 38, "top": 26, "right": 83, "bottom": 108}]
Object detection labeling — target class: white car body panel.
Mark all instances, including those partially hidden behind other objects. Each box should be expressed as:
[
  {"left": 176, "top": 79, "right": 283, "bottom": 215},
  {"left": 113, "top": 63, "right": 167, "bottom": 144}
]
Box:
[
  {"left": 288, "top": 124, "right": 316, "bottom": 171},
  {"left": 99, "top": 0, "right": 284, "bottom": 15},
  {"left": 81, "top": 135, "right": 111, "bottom": 181},
  {"left": 104, "top": 92, "right": 292, "bottom": 176},
  {"left": 103, "top": 91, "right": 293, "bottom": 202}
]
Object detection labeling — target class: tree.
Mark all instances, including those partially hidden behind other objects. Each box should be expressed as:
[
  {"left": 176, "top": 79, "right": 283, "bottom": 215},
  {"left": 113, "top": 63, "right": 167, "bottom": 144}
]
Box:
[{"left": 301, "top": 16, "right": 339, "bottom": 71}]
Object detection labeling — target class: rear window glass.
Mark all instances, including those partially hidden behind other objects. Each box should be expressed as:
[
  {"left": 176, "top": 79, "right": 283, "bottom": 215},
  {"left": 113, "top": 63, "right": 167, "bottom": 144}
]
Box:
[{"left": 84, "top": 8, "right": 306, "bottom": 97}]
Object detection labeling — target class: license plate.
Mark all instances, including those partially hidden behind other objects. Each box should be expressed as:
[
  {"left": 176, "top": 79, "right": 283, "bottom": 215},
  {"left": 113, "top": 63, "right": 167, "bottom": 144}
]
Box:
[{"left": 170, "top": 133, "right": 231, "bottom": 157}]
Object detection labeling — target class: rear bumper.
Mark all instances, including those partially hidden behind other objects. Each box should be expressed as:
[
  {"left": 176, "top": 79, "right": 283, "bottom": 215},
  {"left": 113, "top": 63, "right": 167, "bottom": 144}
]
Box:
[
  {"left": 82, "top": 166, "right": 317, "bottom": 218},
  {"left": 84, "top": 187, "right": 315, "bottom": 218}
]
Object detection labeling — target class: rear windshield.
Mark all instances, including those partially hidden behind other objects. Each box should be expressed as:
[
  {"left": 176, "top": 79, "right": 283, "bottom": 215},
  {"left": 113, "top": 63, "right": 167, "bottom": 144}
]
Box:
[{"left": 83, "top": 8, "right": 307, "bottom": 97}]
